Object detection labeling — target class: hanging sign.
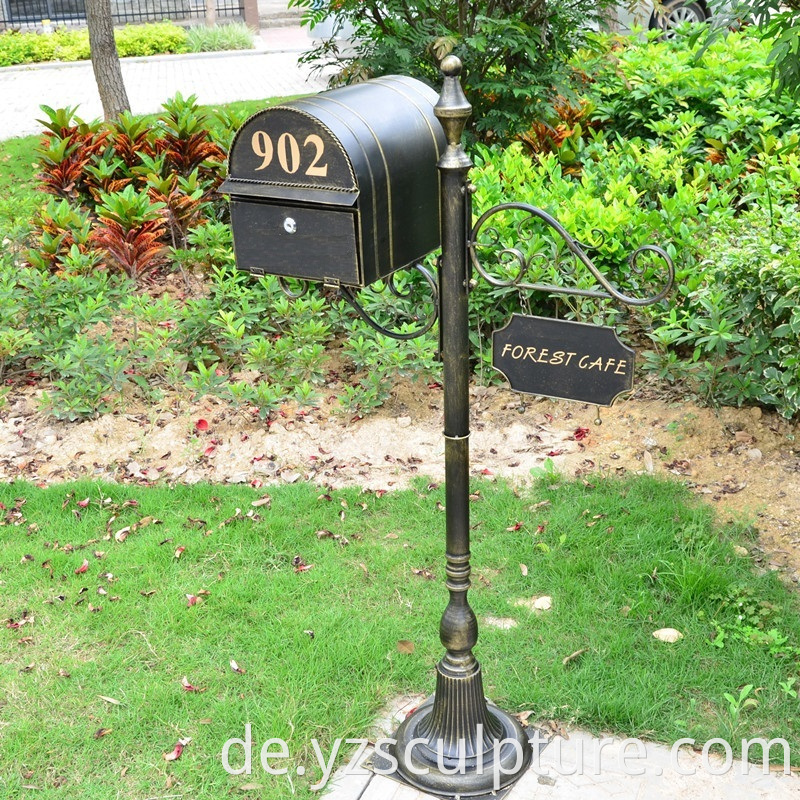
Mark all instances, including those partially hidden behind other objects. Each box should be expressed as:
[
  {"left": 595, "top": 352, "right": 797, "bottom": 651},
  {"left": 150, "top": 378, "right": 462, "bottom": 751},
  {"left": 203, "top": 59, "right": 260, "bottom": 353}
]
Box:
[{"left": 492, "top": 314, "right": 635, "bottom": 406}]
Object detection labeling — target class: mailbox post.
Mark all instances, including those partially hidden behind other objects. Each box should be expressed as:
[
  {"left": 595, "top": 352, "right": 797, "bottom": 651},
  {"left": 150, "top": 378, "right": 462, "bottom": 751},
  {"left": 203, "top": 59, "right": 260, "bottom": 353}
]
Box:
[
  {"left": 222, "top": 55, "right": 674, "bottom": 800},
  {"left": 389, "top": 56, "right": 532, "bottom": 797}
]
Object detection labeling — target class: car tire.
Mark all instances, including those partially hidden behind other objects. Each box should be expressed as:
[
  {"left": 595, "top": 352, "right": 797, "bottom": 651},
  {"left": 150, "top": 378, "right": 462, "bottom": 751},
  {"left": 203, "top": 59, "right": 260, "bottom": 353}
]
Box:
[{"left": 649, "top": 0, "right": 708, "bottom": 33}]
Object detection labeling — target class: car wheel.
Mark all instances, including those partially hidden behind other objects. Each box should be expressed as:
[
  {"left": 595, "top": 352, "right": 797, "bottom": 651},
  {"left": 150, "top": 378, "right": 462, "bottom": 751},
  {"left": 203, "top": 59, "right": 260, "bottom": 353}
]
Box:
[{"left": 649, "top": 1, "right": 708, "bottom": 34}]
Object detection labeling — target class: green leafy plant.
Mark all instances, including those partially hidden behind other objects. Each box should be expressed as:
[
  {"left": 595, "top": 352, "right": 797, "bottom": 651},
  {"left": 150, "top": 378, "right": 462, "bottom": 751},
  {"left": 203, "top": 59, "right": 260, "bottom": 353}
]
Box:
[
  {"left": 115, "top": 22, "right": 189, "bottom": 57},
  {"left": 0, "top": 23, "right": 189, "bottom": 67},
  {"left": 39, "top": 333, "right": 130, "bottom": 420},
  {"left": 185, "top": 22, "right": 254, "bottom": 53},
  {"left": 293, "top": 0, "right": 619, "bottom": 142},
  {"left": 647, "top": 206, "right": 800, "bottom": 418},
  {"left": 577, "top": 29, "right": 800, "bottom": 161},
  {"left": 722, "top": 684, "right": 758, "bottom": 731}
]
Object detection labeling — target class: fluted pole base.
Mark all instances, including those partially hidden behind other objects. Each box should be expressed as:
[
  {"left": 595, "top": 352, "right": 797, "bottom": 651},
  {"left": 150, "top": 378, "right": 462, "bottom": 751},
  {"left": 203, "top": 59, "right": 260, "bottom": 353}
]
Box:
[{"left": 392, "top": 660, "right": 532, "bottom": 796}]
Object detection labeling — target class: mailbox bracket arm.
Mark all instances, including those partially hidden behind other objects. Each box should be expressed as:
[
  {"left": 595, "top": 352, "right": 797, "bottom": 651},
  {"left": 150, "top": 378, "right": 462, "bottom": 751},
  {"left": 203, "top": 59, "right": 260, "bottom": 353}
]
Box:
[
  {"left": 468, "top": 201, "right": 675, "bottom": 308},
  {"left": 277, "top": 276, "right": 311, "bottom": 299},
  {"left": 337, "top": 263, "right": 439, "bottom": 341}
]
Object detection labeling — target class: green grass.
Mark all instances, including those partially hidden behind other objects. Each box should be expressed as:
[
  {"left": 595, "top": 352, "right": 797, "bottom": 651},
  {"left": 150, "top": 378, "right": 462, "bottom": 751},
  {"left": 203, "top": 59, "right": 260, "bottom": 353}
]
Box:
[{"left": 1, "top": 476, "right": 799, "bottom": 798}]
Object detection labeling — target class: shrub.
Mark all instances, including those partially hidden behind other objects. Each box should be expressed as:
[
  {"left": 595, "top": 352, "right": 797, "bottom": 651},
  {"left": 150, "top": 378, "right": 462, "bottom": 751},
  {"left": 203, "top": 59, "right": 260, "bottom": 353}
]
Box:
[
  {"left": 645, "top": 207, "right": 800, "bottom": 419},
  {"left": 185, "top": 22, "right": 254, "bottom": 53},
  {"left": 577, "top": 29, "right": 800, "bottom": 160},
  {"left": 0, "top": 22, "right": 188, "bottom": 67},
  {"left": 293, "top": 0, "right": 619, "bottom": 143},
  {"left": 0, "top": 29, "right": 59, "bottom": 66},
  {"left": 115, "top": 22, "right": 189, "bottom": 57},
  {"left": 467, "top": 136, "right": 717, "bottom": 330},
  {"left": 29, "top": 96, "right": 226, "bottom": 282}
]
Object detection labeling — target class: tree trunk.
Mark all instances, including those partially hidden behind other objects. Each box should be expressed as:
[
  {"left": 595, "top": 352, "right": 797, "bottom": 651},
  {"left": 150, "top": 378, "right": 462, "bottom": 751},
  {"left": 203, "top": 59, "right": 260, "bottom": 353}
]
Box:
[{"left": 85, "top": 0, "right": 131, "bottom": 121}]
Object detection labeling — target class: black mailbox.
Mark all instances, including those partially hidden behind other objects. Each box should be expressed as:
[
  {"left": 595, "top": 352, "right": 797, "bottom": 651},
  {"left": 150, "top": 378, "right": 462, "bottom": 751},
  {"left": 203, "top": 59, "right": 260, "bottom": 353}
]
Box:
[{"left": 219, "top": 76, "right": 446, "bottom": 288}]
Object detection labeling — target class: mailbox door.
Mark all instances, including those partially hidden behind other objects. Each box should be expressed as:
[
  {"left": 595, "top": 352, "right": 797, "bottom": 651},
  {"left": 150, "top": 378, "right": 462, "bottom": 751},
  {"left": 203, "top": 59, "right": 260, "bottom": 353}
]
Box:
[{"left": 230, "top": 200, "right": 360, "bottom": 285}]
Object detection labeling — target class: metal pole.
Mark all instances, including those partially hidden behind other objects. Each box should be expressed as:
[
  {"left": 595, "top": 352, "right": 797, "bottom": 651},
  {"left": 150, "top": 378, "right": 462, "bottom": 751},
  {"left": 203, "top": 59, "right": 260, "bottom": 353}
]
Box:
[{"left": 392, "top": 55, "right": 532, "bottom": 798}]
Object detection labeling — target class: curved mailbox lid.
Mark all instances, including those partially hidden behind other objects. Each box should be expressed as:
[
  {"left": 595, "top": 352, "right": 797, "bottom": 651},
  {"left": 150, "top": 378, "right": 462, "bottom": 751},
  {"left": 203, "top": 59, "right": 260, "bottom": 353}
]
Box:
[
  {"left": 221, "top": 106, "right": 359, "bottom": 206},
  {"left": 289, "top": 76, "right": 445, "bottom": 273}
]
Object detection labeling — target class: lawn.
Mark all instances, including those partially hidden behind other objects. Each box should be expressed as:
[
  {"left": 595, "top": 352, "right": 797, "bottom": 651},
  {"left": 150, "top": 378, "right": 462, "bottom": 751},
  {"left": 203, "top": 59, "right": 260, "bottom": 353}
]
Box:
[{"left": 1, "top": 476, "right": 799, "bottom": 798}]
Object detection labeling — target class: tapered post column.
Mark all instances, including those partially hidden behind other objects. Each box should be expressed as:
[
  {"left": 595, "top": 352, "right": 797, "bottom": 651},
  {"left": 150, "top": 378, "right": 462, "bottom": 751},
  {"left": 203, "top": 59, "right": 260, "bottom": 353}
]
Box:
[{"left": 392, "top": 56, "right": 532, "bottom": 797}]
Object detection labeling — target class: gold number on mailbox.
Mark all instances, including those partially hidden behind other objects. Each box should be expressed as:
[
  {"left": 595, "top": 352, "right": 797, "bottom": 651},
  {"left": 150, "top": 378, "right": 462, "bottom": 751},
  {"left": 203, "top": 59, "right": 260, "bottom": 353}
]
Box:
[
  {"left": 251, "top": 130, "right": 328, "bottom": 177},
  {"left": 303, "top": 134, "right": 328, "bottom": 177},
  {"left": 251, "top": 131, "right": 273, "bottom": 171},
  {"left": 277, "top": 133, "right": 300, "bottom": 174}
]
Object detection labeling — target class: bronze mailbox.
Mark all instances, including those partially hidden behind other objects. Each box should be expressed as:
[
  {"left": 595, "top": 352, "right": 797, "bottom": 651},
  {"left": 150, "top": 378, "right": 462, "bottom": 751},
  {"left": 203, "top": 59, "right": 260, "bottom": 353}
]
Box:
[{"left": 219, "top": 75, "right": 446, "bottom": 287}]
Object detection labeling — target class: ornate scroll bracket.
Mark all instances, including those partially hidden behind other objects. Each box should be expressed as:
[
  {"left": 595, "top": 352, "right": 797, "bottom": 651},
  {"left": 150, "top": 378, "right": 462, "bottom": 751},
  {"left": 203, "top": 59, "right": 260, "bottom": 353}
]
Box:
[
  {"left": 276, "top": 263, "right": 439, "bottom": 341},
  {"left": 469, "top": 201, "right": 675, "bottom": 308}
]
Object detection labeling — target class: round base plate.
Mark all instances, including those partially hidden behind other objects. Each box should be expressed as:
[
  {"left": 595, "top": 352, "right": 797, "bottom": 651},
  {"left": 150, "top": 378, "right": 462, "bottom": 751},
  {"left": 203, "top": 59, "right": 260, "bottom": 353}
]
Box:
[{"left": 391, "top": 696, "right": 533, "bottom": 797}]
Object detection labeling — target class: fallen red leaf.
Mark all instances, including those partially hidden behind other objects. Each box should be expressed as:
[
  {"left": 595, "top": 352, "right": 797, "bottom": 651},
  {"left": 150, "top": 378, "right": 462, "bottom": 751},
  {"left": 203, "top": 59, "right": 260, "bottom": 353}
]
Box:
[
  {"left": 203, "top": 445, "right": 216, "bottom": 457},
  {"left": 163, "top": 737, "right": 191, "bottom": 762},
  {"left": 174, "top": 546, "right": 185, "bottom": 560},
  {"left": 186, "top": 594, "right": 199, "bottom": 607},
  {"left": 181, "top": 676, "right": 206, "bottom": 692},
  {"left": 546, "top": 450, "right": 563, "bottom": 457},
  {"left": 292, "top": 555, "right": 314, "bottom": 573},
  {"left": 573, "top": 427, "right": 590, "bottom": 441},
  {"left": 195, "top": 419, "right": 209, "bottom": 432},
  {"left": 506, "top": 522, "right": 524, "bottom": 531},
  {"left": 77, "top": 498, "right": 90, "bottom": 508},
  {"left": 75, "top": 559, "right": 89, "bottom": 575}
]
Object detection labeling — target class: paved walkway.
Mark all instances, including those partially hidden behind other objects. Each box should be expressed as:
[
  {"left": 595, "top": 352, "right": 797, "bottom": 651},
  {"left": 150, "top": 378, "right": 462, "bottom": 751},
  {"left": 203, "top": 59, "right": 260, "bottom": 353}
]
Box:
[
  {"left": 321, "top": 696, "right": 800, "bottom": 800},
  {"left": 0, "top": 26, "right": 327, "bottom": 140}
]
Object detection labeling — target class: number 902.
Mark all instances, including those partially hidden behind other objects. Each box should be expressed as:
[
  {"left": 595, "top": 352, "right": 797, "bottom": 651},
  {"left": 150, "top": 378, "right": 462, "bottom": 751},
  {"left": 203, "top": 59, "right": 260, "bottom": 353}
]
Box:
[{"left": 251, "top": 131, "right": 328, "bottom": 178}]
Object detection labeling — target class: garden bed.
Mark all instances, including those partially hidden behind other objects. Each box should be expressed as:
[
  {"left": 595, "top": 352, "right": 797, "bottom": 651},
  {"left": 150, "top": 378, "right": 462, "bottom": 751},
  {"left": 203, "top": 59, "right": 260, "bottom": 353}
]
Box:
[{"left": 2, "top": 377, "right": 799, "bottom": 578}]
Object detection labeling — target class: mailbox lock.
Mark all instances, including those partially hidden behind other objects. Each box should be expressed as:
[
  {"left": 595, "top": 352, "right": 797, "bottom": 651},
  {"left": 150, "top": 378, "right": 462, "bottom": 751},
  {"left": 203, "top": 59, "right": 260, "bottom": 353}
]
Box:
[{"left": 283, "top": 217, "right": 297, "bottom": 234}]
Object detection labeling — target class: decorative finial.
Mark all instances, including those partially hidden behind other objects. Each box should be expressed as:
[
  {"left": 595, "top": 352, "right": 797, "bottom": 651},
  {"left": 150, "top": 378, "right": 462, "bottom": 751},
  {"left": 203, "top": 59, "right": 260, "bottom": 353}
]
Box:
[
  {"left": 435, "top": 54, "right": 472, "bottom": 158},
  {"left": 440, "top": 55, "right": 462, "bottom": 77}
]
